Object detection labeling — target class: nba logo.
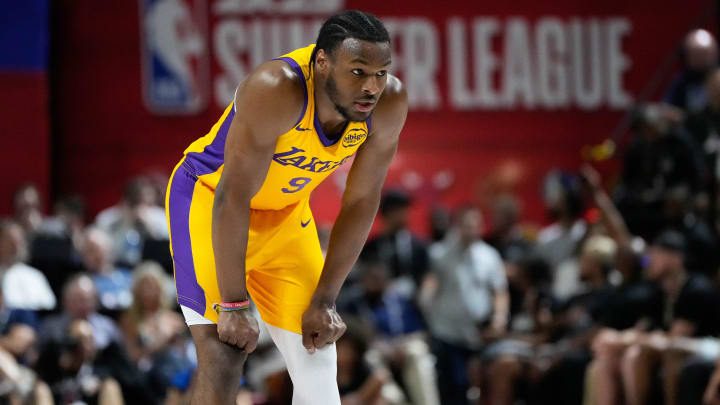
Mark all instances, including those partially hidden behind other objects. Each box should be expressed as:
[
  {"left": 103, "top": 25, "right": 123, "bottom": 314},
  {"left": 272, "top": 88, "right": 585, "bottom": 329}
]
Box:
[{"left": 140, "top": 0, "right": 209, "bottom": 114}]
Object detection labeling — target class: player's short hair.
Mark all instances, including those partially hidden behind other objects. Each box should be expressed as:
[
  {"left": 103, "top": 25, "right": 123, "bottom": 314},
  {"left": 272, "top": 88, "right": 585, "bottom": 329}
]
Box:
[{"left": 310, "top": 10, "right": 390, "bottom": 66}]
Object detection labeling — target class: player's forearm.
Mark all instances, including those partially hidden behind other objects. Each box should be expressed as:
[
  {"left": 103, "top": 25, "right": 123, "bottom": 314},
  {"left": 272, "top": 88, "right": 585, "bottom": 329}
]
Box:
[
  {"left": 212, "top": 185, "right": 251, "bottom": 302},
  {"left": 311, "top": 195, "right": 380, "bottom": 306}
]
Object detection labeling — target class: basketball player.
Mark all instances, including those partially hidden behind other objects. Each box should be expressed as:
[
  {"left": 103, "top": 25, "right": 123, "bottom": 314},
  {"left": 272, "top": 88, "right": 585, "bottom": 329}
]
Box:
[{"left": 165, "top": 10, "right": 407, "bottom": 405}]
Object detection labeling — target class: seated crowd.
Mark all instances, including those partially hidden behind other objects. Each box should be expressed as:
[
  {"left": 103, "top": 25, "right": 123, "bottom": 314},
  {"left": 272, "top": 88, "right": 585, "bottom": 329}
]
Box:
[{"left": 2, "top": 26, "right": 720, "bottom": 405}]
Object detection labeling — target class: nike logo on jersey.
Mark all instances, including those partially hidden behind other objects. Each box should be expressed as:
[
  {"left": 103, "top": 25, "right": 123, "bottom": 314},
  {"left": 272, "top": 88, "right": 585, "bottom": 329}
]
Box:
[
  {"left": 296, "top": 126, "right": 310, "bottom": 131},
  {"left": 272, "top": 147, "right": 353, "bottom": 173},
  {"left": 301, "top": 218, "right": 311, "bottom": 227}
]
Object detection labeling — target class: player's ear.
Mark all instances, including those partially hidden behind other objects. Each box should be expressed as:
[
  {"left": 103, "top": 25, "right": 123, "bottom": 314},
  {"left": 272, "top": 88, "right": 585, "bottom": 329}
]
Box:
[{"left": 315, "top": 49, "right": 330, "bottom": 72}]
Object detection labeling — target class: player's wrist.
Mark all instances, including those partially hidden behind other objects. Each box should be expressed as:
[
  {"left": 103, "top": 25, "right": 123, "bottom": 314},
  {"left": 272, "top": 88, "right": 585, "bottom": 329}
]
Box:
[
  {"left": 213, "top": 299, "right": 251, "bottom": 313},
  {"left": 220, "top": 291, "right": 249, "bottom": 303},
  {"left": 309, "top": 294, "right": 336, "bottom": 309}
]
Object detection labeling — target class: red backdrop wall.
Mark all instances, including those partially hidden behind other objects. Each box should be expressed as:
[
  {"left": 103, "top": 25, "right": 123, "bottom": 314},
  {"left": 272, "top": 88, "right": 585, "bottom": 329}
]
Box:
[{"left": 27, "top": 0, "right": 717, "bottom": 234}]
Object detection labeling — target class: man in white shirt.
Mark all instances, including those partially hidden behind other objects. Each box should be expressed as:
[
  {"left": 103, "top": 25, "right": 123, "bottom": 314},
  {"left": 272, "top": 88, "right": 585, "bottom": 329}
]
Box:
[
  {"left": 95, "top": 177, "right": 168, "bottom": 267},
  {"left": 420, "top": 206, "right": 509, "bottom": 405},
  {"left": 0, "top": 220, "right": 56, "bottom": 311}
]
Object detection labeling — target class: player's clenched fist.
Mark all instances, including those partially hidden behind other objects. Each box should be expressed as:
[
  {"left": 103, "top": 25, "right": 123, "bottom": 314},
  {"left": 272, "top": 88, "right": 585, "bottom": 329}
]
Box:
[
  {"left": 301, "top": 302, "right": 347, "bottom": 354},
  {"left": 217, "top": 310, "right": 260, "bottom": 352}
]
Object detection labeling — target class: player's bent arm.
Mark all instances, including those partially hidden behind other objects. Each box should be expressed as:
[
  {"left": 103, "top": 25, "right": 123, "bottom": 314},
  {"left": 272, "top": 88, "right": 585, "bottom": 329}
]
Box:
[
  {"left": 311, "top": 76, "right": 408, "bottom": 306},
  {"left": 213, "top": 61, "right": 304, "bottom": 303}
]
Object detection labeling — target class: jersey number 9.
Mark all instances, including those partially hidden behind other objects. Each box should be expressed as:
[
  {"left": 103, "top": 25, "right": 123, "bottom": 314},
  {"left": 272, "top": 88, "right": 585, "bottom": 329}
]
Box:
[{"left": 282, "top": 177, "right": 312, "bottom": 193}]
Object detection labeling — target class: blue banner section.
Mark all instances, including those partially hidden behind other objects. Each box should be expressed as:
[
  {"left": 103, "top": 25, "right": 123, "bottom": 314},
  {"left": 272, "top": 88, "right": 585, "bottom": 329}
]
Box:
[{"left": 0, "top": 0, "right": 48, "bottom": 71}]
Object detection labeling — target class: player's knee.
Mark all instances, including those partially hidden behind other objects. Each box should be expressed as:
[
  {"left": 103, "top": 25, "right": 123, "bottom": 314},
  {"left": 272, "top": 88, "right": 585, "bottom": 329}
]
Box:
[
  {"left": 205, "top": 338, "right": 248, "bottom": 370},
  {"left": 309, "top": 345, "right": 338, "bottom": 368},
  {"left": 291, "top": 344, "right": 337, "bottom": 385},
  {"left": 191, "top": 325, "right": 248, "bottom": 381}
]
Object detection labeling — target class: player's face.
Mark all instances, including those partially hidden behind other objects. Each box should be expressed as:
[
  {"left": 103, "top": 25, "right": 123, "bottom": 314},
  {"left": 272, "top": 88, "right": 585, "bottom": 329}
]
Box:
[{"left": 323, "top": 38, "right": 391, "bottom": 121}]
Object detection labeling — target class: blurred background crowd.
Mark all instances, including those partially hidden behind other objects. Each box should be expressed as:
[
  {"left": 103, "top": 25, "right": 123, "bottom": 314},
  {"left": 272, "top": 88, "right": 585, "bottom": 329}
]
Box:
[
  {"left": 5, "top": 1, "right": 720, "bottom": 405},
  {"left": 3, "top": 27, "right": 720, "bottom": 405}
]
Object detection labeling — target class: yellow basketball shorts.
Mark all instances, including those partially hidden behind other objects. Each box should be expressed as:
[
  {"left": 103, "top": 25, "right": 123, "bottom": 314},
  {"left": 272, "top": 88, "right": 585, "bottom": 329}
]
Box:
[{"left": 165, "top": 160, "right": 325, "bottom": 334}]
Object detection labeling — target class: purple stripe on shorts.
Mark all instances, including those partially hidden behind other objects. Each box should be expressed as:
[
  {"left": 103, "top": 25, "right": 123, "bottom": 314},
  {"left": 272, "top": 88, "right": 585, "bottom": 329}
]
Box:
[
  {"left": 274, "top": 57, "right": 308, "bottom": 127},
  {"left": 184, "top": 107, "right": 235, "bottom": 176},
  {"left": 168, "top": 164, "right": 206, "bottom": 314}
]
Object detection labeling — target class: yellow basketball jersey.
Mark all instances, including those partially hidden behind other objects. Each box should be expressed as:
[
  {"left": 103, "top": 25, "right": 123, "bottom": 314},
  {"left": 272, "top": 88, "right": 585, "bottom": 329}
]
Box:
[{"left": 181, "top": 44, "right": 370, "bottom": 210}]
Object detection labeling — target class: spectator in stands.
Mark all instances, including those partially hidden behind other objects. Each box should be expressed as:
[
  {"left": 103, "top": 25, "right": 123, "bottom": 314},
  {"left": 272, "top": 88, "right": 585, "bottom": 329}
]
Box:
[
  {"left": 119, "top": 262, "right": 189, "bottom": 400},
  {"left": 587, "top": 230, "right": 720, "bottom": 405},
  {"left": 665, "top": 29, "right": 718, "bottom": 115},
  {"left": 420, "top": 206, "right": 509, "bottom": 405},
  {"left": 685, "top": 68, "right": 720, "bottom": 233},
  {"left": 363, "top": 189, "right": 430, "bottom": 295},
  {"left": 686, "top": 68, "right": 720, "bottom": 151},
  {"left": 30, "top": 195, "right": 86, "bottom": 299},
  {"left": 535, "top": 171, "right": 587, "bottom": 299},
  {"left": 0, "top": 282, "right": 39, "bottom": 361},
  {"left": 0, "top": 220, "right": 56, "bottom": 311},
  {"left": 342, "top": 259, "right": 424, "bottom": 341},
  {"left": 581, "top": 164, "right": 640, "bottom": 279},
  {"left": 536, "top": 171, "right": 586, "bottom": 268},
  {"left": 80, "top": 227, "right": 133, "bottom": 314},
  {"left": 0, "top": 281, "right": 49, "bottom": 404},
  {"left": 39, "top": 195, "right": 86, "bottom": 250},
  {"left": 485, "top": 194, "right": 531, "bottom": 260},
  {"left": 583, "top": 168, "right": 662, "bottom": 332},
  {"left": 40, "top": 274, "right": 159, "bottom": 403},
  {"left": 616, "top": 104, "right": 705, "bottom": 241},
  {"left": 643, "top": 334, "right": 720, "bottom": 405},
  {"left": 336, "top": 319, "right": 402, "bottom": 405},
  {"left": 340, "top": 259, "right": 439, "bottom": 405},
  {"left": 622, "top": 231, "right": 720, "bottom": 405},
  {"left": 41, "top": 274, "right": 123, "bottom": 351},
  {"left": 530, "top": 235, "right": 616, "bottom": 405},
  {"left": 95, "top": 176, "right": 168, "bottom": 268},
  {"left": 477, "top": 255, "right": 552, "bottom": 405},
  {"left": 143, "top": 170, "right": 170, "bottom": 209},
  {"left": 428, "top": 207, "right": 451, "bottom": 243},
  {"left": 36, "top": 319, "right": 125, "bottom": 405},
  {"left": 12, "top": 184, "right": 44, "bottom": 239}
]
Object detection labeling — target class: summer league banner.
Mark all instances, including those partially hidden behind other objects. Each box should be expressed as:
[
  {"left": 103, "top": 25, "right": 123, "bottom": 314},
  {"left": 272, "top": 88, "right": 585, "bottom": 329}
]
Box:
[{"left": 41, "top": 0, "right": 715, "bottom": 230}]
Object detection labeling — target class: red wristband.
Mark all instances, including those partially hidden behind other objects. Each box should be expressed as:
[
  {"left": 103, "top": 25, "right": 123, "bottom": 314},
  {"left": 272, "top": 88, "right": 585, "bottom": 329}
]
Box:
[
  {"left": 213, "top": 299, "right": 250, "bottom": 313},
  {"left": 219, "top": 300, "right": 250, "bottom": 309}
]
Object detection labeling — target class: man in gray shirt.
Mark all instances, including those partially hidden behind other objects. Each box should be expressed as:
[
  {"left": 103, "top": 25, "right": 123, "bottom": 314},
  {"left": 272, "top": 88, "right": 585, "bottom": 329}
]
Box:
[{"left": 419, "top": 206, "right": 509, "bottom": 404}]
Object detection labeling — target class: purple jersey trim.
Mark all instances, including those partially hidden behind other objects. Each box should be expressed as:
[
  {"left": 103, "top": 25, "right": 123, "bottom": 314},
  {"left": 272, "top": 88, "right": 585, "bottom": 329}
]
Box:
[
  {"left": 314, "top": 109, "right": 348, "bottom": 147},
  {"left": 184, "top": 107, "right": 235, "bottom": 176},
  {"left": 167, "top": 164, "right": 206, "bottom": 315},
  {"left": 273, "top": 57, "right": 308, "bottom": 127},
  {"left": 366, "top": 116, "right": 372, "bottom": 132}
]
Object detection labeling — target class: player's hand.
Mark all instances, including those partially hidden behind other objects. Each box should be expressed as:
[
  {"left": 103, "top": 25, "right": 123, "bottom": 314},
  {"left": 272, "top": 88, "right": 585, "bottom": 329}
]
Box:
[
  {"left": 217, "top": 310, "right": 259, "bottom": 352},
  {"left": 301, "top": 302, "right": 346, "bottom": 354}
]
